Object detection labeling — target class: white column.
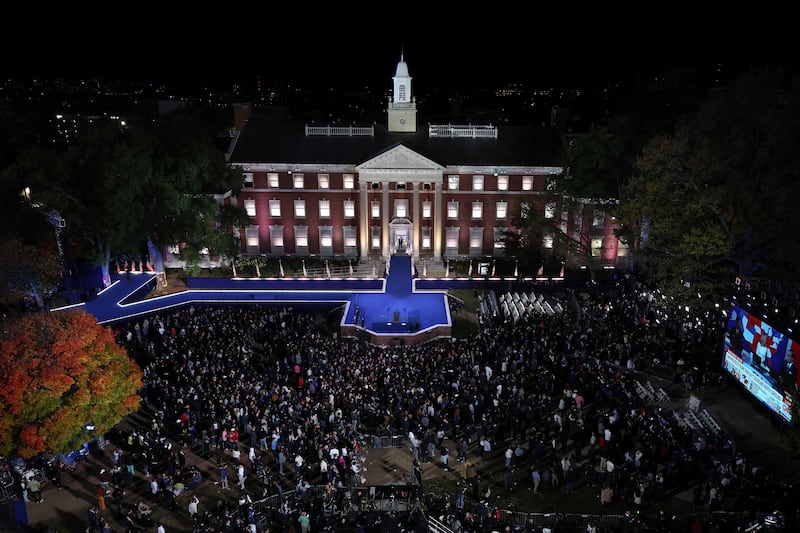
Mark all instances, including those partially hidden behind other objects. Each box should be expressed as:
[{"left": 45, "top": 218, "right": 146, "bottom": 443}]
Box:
[
  {"left": 382, "top": 181, "right": 390, "bottom": 258},
  {"left": 359, "top": 181, "right": 368, "bottom": 261},
  {"left": 412, "top": 181, "right": 420, "bottom": 259},
  {"left": 433, "top": 181, "right": 443, "bottom": 260}
]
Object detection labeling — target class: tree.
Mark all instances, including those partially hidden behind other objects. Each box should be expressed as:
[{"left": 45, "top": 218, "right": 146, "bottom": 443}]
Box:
[
  {"left": 615, "top": 67, "right": 800, "bottom": 311},
  {"left": 0, "top": 238, "right": 63, "bottom": 309},
  {"left": 0, "top": 309, "right": 142, "bottom": 458},
  {"left": 2, "top": 109, "right": 248, "bottom": 287}
]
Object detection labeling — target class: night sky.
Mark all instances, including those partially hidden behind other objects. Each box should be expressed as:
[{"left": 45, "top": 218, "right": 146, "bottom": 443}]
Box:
[{"left": 3, "top": 12, "right": 796, "bottom": 90}]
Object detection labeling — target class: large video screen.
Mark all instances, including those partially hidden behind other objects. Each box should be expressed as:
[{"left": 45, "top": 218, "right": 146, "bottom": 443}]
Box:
[{"left": 722, "top": 302, "right": 797, "bottom": 425}]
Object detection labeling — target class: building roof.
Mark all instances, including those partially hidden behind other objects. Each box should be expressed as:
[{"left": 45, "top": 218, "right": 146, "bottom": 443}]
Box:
[{"left": 227, "top": 106, "right": 563, "bottom": 169}]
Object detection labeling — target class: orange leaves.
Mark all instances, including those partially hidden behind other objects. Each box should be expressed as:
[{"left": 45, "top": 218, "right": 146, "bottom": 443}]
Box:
[{"left": 0, "top": 309, "right": 143, "bottom": 458}]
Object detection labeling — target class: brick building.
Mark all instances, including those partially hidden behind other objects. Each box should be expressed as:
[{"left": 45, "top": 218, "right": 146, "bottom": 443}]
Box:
[{"left": 222, "top": 54, "right": 625, "bottom": 268}]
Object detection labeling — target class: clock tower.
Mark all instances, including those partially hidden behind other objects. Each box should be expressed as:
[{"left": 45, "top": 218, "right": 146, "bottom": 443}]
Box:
[{"left": 387, "top": 53, "right": 417, "bottom": 132}]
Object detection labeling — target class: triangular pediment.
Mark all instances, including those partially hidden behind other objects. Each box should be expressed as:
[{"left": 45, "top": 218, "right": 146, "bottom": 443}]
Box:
[{"left": 356, "top": 144, "right": 443, "bottom": 171}]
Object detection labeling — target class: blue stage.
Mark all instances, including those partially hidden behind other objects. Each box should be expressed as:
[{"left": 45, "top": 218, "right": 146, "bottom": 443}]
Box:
[{"left": 54, "top": 255, "right": 454, "bottom": 345}]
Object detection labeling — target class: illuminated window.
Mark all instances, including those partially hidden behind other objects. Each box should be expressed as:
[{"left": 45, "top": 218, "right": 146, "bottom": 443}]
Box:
[
  {"left": 343, "top": 174, "right": 354, "bottom": 189},
  {"left": 472, "top": 201, "right": 483, "bottom": 219},
  {"left": 294, "top": 199, "right": 306, "bottom": 217},
  {"left": 445, "top": 227, "right": 459, "bottom": 252},
  {"left": 244, "top": 199, "right": 256, "bottom": 217},
  {"left": 545, "top": 202, "right": 556, "bottom": 219},
  {"left": 493, "top": 227, "right": 506, "bottom": 251},
  {"left": 472, "top": 175, "right": 484, "bottom": 191},
  {"left": 522, "top": 176, "right": 533, "bottom": 191},
  {"left": 295, "top": 226, "right": 309, "bottom": 248},
  {"left": 269, "top": 199, "right": 281, "bottom": 217},
  {"left": 270, "top": 225, "right": 284, "bottom": 252},
  {"left": 469, "top": 227, "right": 483, "bottom": 253},
  {"left": 422, "top": 201, "right": 432, "bottom": 219},
  {"left": 319, "top": 226, "right": 333, "bottom": 252},
  {"left": 497, "top": 175, "right": 509, "bottom": 191},
  {"left": 593, "top": 210, "right": 605, "bottom": 228},
  {"left": 496, "top": 201, "right": 507, "bottom": 220},
  {"left": 244, "top": 226, "right": 261, "bottom": 254},
  {"left": 167, "top": 244, "right": 180, "bottom": 255},
  {"left": 268, "top": 173, "right": 279, "bottom": 188},
  {"left": 318, "top": 174, "right": 329, "bottom": 189},
  {"left": 319, "top": 199, "right": 330, "bottom": 218},
  {"left": 448, "top": 175, "right": 459, "bottom": 190},
  {"left": 574, "top": 212, "right": 583, "bottom": 229},
  {"left": 344, "top": 200, "right": 355, "bottom": 218},
  {"left": 447, "top": 201, "right": 459, "bottom": 219},
  {"left": 520, "top": 202, "right": 531, "bottom": 219},
  {"left": 422, "top": 227, "right": 431, "bottom": 249},
  {"left": 395, "top": 199, "right": 408, "bottom": 218},
  {"left": 371, "top": 201, "right": 380, "bottom": 218},
  {"left": 293, "top": 173, "right": 304, "bottom": 189},
  {"left": 343, "top": 226, "right": 357, "bottom": 251},
  {"left": 244, "top": 172, "right": 254, "bottom": 186},
  {"left": 617, "top": 238, "right": 629, "bottom": 257},
  {"left": 371, "top": 227, "right": 381, "bottom": 249},
  {"left": 591, "top": 238, "right": 603, "bottom": 257},
  {"left": 543, "top": 234, "right": 554, "bottom": 249}
]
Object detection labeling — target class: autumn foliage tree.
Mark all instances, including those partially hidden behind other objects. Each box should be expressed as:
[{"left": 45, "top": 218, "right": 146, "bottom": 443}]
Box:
[{"left": 0, "top": 309, "right": 142, "bottom": 458}]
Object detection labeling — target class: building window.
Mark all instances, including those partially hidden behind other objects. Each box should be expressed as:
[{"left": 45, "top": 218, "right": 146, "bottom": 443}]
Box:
[
  {"left": 543, "top": 234, "right": 554, "bottom": 249},
  {"left": 573, "top": 212, "right": 583, "bottom": 229},
  {"left": 295, "top": 226, "right": 309, "bottom": 250},
  {"left": 493, "top": 227, "right": 506, "bottom": 252},
  {"left": 319, "top": 199, "right": 330, "bottom": 218},
  {"left": 269, "top": 225, "right": 284, "bottom": 253},
  {"left": 472, "top": 175, "right": 484, "bottom": 191},
  {"left": 268, "top": 173, "right": 279, "bottom": 188},
  {"left": 343, "top": 226, "right": 357, "bottom": 252},
  {"left": 591, "top": 238, "right": 603, "bottom": 257},
  {"left": 269, "top": 199, "right": 281, "bottom": 217},
  {"left": 244, "top": 198, "right": 256, "bottom": 217},
  {"left": 167, "top": 244, "right": 180, "bottom": 255},
  {"left": 593, "top": 209, "right": 605, "bottom": 228},
  {"left": 544, "top": 202, "right": 556, "bottom": 219},
  {"left": 319, "top": 226, "right": 333, "bottom": 252},
  {"left": 560, "top": 210, "right": 568, "bottom": 234},
  {"left": 522, "top": 175, "right": 533, "bottom": 191},
  {"left": 469, "top": 227, "right": 483, "bottom": 254},
  {"left": 497, "top": 175, "right": 509, "bottom": 191},
  {"left": 318, "top": 174, "right": 329, "bottom": 189},
  {"left": 422, "top": 201, "right": 432, "bottom": 219},
  {"left": 396, "top": 182, "right": 406, "bottom": 190},
  {"left": 294, "top": 199, "right": 306, "bottom": 218},
  {"left": 448, "top": 175, "right": 459, "bottom": 190},
  {"left": 293, "top": 173, "right": 304, "bottom": 189},
  {"left": 472, "top": 201, "right": 483, "bottom": 219},
  {"left": 343, "top": 174, "right": 355, "bottom": 189},
  {"left": 371, "top": 227, "right": 381, "bottom": 249},
  {"left": 496, "top": 201, "right": 507, "bottom": 220},
  {"left": 244, "top": 172, "right": 254, "bottom": 187},
  {"left": 616, "top": 238, "right": 629, "bottom": 257},
  {"left": 445, "top": 227, "right": 459, "bottom": 253},
  {"left": 344, "top": 200, "right": 356, "bottom": 218},
  {"left": 244, "top": 226, "right": 261, "bottom": 254},
  {"left": 447, "top": 201, "right": 459, "bottom": 219},
  {"left": 520, "top": 202, "right": 531, "bottom": 219},
  {"left": 399, "top": 84, "right": 406, "bottom": 101},
  {"left": 395, "top": 199, "right": 408, "bottom": 218},
  {"left": 422, "top": 227, "right": 431, "bottom": 249},
  {"left": 371, "top": 201, "right": 380, "bottom": 218}
]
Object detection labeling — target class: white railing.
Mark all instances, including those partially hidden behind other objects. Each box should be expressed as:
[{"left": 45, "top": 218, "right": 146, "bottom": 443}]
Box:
[
  {"left": 428, "top": 123, "right": 498, "bottom": 139},
  {"left": 305, "top": 124, "right": 374, "bottom": 137}
]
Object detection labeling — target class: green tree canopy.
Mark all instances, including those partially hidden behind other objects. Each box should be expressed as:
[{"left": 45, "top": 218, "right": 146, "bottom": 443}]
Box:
[{"left": 0, "top": 309, "right": 142, "bottom": 458}]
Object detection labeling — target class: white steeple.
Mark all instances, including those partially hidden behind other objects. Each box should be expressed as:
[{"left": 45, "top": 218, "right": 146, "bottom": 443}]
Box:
[{"left": 388, "top": 50, "right": 417, "bottom": 132}]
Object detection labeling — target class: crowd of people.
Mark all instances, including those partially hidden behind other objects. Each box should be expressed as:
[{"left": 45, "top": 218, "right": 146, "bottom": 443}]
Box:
[{"left": 17, "top": 273, "right": 800, "bottom": 532}]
